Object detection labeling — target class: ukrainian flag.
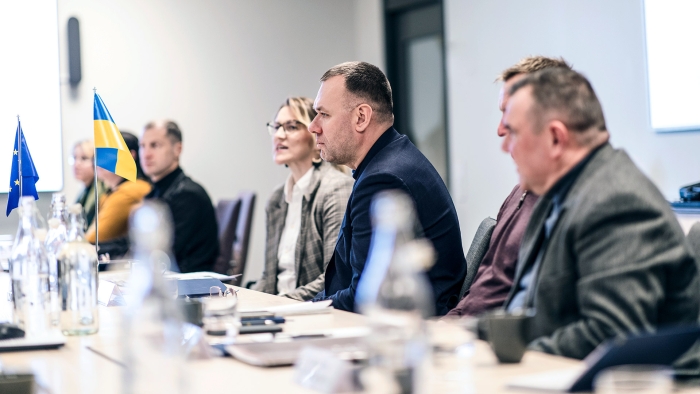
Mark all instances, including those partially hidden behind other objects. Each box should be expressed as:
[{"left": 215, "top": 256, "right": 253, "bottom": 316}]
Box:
[{"left": 94, "top": 93, "right": 136, "bottom": 182}]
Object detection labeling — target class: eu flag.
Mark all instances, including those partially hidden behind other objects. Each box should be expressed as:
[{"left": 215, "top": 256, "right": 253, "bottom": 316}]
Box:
[{"left": 6, "top": 119, "right": 39, "bottom": 216}]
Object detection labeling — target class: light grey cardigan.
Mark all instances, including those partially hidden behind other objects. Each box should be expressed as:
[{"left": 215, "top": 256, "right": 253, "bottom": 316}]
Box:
[{"left": 253, "top": 161, "right": 353, "bottom": 301}]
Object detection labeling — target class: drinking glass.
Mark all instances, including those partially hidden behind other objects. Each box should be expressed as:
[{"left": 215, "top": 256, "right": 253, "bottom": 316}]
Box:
[
  {"left": 200, "top": 286, "right": 239, "bottom": 340},
  {"left": 428, "top": 317, "right": 477, "bottom": 393}
]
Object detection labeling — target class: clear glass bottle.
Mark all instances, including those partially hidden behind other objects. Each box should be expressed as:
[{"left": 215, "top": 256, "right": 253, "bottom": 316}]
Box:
[
  {"left": 355, "top": 190, "right": 418, "bottom": 309},
  {"left": 57, "top": 203, "right": 99, "bottom": 335},
  {"left": 357, "top": 191, "right": 435, "bottom": 394},
  {"left": 47, "top": 192, "right": 67, "bottom": 222},
  {"left": 45, "top": 193, "right": 68, "bottom": 327},
  {"left": 122, "top": 201, "right": 186, "bottom": 394},
  {"left": 10, "top": 197, "right": 51, "bottom": 337}
]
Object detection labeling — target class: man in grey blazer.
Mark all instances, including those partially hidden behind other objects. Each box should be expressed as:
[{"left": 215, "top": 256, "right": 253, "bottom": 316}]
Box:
[{"left": 500, "top": 67, "right": 700, "bottom": 360}]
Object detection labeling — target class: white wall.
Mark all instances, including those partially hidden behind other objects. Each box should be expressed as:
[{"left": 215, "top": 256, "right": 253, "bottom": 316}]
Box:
[
  {"left": 34, "top": 0, "right": 383, "bottom": 282},
  {"left": 445, "top": 0, "right": 700, "bottom": 245}
]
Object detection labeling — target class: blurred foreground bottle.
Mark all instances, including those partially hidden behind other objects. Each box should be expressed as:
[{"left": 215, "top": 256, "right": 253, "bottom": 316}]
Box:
[
  {"left": 47, "top": 192, "right": 67, "bottom": 222},
  {"left": 356, "top": 191, "right": 435, "bottom": 394},
  {"left": 122, "top": 201, "right": 186, "bottom": 394},
  {"left": 45, "top": 193, "right": 68, "bottom": 326},
  {"left": 58, "top": 204, "right": 99, "bottom": 335},
  {"left": 10, "top": 197, "right": 51, "bottom": 337}
]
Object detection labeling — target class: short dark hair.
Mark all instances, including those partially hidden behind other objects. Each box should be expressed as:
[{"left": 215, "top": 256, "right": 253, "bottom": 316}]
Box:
[
  {"left": 498, "top": 56, "right": 572, "bottom": 82},
  {"left": 510, "top": 68, "right": 607, "bottom": 143},
  {"left": 144, "top": 120, "right": 182, "bottom": 143},
  {"left": 321, "top": 61, "right": 394, "bottom": 124}
]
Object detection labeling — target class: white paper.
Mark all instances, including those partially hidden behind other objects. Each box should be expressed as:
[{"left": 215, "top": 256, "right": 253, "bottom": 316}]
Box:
[
  {"left": 163, "top": 271, "right": 242, "bottom": 281},
  {"left": 239, "top": 300, "right": 333, "bottom": 317},
  {"left": 506, "top": 367, "right": 585, "bottom": 392}
]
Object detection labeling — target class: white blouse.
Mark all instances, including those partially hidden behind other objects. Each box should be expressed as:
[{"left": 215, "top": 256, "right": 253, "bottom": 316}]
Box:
[{"left": 276, "top": 167, "right": 313, "bottom": 295}]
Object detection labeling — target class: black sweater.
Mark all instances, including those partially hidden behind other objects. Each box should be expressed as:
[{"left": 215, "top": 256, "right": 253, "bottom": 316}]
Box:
[{"left": 146, "top": 167, "right": 219, "bottom": 273}]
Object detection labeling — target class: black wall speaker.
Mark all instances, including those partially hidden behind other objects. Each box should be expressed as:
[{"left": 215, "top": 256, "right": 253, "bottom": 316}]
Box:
[{"left": 67, "top": 17, "right": 81, "bottom": 87}]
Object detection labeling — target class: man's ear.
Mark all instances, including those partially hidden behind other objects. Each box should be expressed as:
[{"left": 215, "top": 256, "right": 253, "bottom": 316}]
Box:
[
  {"left": 548, "top": 120, "right": 569, "bottom": 159},
  {"left": 355, "top": 104, "right": 373, "bottom": 132},
  {"left": 173, "top": 141, "right": 183, "bottom": 157}
]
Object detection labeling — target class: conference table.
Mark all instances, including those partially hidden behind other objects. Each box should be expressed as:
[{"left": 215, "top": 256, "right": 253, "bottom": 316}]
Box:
[{"left": 0, "top": 272, "right": 692, "bottom": 393}]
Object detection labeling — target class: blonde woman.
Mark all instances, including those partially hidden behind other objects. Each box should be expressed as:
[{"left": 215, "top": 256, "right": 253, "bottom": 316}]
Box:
[
  {"left": 72, "top": 140, "right": 107, "bottom": 227},
  {"left": 253, "top": 97, "right": 353, "bottom": 301}
]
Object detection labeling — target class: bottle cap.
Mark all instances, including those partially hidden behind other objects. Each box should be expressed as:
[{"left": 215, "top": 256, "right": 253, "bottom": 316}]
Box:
[
  {"left": 130, "top": 201, "right": 173, "bottom": 251},
  {"left": 371, "top": 190, "right": 416, "bottom": 230},
  {"left": 68, "top": 203, "right": 82, "bottom": 215},
  {"left": 394, "top": 238, "right": 436, "bottom": 271},
  {"left": 51, "top": 193, "right": 66, "bottom": 203},
  {"left": 34, "top": 228, "right": 47, "bottom": 243},
  {"left": 48, "top": 218, "right": 60, "bottom": 229}
]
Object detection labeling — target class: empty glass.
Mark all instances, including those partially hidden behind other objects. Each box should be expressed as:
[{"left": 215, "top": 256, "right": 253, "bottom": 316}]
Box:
[
  {"left": 594, "top": 365, "right": 673, "bottom": 394},
  {"left": 201, "top": 286, "right": 239, "bottom": 339}
]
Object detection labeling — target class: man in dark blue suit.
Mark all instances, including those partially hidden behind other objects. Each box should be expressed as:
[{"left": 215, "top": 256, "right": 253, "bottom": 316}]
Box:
[{"left": 309, "top": 61, "right": 466, "bottom": 315}]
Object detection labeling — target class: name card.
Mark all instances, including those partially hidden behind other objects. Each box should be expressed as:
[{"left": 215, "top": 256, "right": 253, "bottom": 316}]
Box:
[
  {"left": 294, "top": 346, "right": 355, "bottom": 393},
  {"left": 98, "top": 280, "right": 125, "bottom": 307}
]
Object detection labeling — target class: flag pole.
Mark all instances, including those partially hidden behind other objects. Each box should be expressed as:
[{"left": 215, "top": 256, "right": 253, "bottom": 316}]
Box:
[
  {"left": 17, "top": 115, "right": 22, "bottom": 199},
  {"left": 93, "top": 88, "right": 99, "bottom": 256}
]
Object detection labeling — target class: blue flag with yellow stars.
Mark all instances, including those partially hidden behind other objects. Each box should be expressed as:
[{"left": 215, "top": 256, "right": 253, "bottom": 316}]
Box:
[{"left": 6, "top": 119, "right": 39, "bottom": 216}]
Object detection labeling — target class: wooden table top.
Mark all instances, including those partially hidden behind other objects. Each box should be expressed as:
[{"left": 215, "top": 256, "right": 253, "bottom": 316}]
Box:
[{"left": 3, "top": 272, "right": 682, "bottom": 393}]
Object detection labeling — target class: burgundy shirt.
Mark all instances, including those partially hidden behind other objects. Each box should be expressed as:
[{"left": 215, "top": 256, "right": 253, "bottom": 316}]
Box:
[{"left": 446, "top": 185, "right": 538, "bottom": 317}]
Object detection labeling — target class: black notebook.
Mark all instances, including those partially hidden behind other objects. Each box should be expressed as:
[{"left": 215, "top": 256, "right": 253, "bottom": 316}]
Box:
[{"left": 176, "top": 278, "right": 227, "bottom": 298}]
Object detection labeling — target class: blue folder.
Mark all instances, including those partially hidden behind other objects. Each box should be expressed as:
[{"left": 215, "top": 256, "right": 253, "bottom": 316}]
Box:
[{"left": 175, "top": 278, "right": 227, "bottom": 298}]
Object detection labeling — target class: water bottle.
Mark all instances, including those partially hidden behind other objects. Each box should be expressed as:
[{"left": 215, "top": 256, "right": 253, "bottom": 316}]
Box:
[
  {"left": 45, "top": 193, "right": 68, "bottom": 327},
  {"left": 355, "top": 190, "right": 418, "bottom": 309},
  {"left": 122, "top": 201, "right": 186, "bottom": 394},
  {"left": 10, "top": 197, "right": 51, "bottom": 337},
  {"left": 57, "top": 204, "right": 99, "bottom": 335},
  {"left": 357, "top": 191, "right": 435, "bottom": 394},
  {"left": 47, "top": 192, "right": 67, "bottom": 222}
]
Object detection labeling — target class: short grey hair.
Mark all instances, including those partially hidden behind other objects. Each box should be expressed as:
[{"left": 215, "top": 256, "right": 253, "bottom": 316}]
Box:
[
  {"left": 144, "top": 120, "right": 182, "bottom": 143},
  {"left": 510, "top": 68, "right": 607, "bottom": 145}
]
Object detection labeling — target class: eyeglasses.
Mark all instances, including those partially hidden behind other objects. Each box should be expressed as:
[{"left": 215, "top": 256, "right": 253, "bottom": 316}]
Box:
[{"left": 266, "top": 120, "right": 306, "bottom": 136}]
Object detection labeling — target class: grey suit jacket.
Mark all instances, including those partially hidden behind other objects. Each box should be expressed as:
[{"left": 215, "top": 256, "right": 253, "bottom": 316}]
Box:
[
  {"left": 505, "top": 143, "right": 700, "bottom": 360},
  {"left": 253, "top": 161, "right": 354, "bottom": 301}
]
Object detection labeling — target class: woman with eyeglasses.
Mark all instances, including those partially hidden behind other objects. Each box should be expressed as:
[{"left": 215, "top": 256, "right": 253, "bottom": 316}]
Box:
[
  {"left": 72, "top": 140, "right": 108, "bottom": 228},
  {"left": 252, "top": 97, "right": 353, "bottom": 301}
]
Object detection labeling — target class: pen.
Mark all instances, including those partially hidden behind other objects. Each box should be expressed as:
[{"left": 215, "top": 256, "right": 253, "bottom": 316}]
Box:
[{"left": 241, "top": 317, "right": 286, "bottom": 326}]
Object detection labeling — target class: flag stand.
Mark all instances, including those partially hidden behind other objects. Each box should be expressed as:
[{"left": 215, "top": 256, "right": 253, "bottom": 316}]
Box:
[
  {"left": 16, "top": 115, "right": 22, "bottom": 199},
  {"left": 93, "top": 147, "right": 99, "bottom": 257},
  {"left": 93, "top": 88, "right": 99, "bottom": 257}
]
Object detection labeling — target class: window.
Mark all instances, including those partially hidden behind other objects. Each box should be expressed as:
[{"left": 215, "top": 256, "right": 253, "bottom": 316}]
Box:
[
  {"left": 0, "top": 1, "right": 63, "bottom": 191},
  {"left": 644, "top": 0, "right": 700, "bottom": 132}
]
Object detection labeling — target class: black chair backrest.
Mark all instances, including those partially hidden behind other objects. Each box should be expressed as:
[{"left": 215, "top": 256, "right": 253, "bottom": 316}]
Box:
[
  {"left": 459, "top": 217, "right": 497, "bottom": 300},
  {"left": 687, "top": 222, "right": 700, "bottom": 264},
  {"left": 231, "top": 191, "right": 256, "bottom": 278},
  {"left": 213, "top": 199, "right": 242, "bottom": 275}
]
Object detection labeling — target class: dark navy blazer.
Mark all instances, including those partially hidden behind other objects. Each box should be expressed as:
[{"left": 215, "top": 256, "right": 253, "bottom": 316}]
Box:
[{"left": 314, "top": 128, "right": 467, "bottom": 315}]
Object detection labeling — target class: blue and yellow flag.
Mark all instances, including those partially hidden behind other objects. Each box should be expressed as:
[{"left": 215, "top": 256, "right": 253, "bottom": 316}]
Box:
[
  {"left": 7, "top": 119, "right": 39, "bottom": 216},
  {"left": 94, "top": 93, "right": 136, "bottom": 182}
]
